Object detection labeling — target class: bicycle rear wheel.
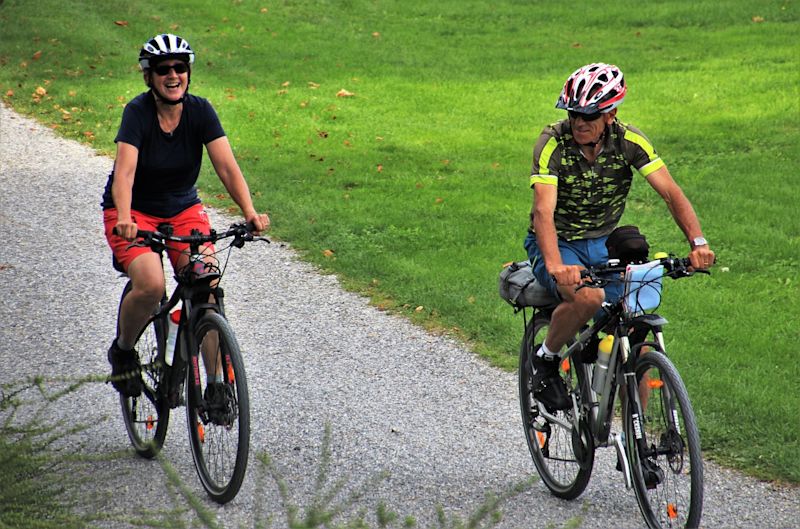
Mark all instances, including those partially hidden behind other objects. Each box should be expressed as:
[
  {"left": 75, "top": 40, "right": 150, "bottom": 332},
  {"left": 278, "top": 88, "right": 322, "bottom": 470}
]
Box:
[
  {"left": 518, "top": 312, "right": 593, "bottom": 499},
  {"left": 118, "top": 281, "right": 170, "bottom": 458},
  {"left": 186, "top": 312, "right": 250, "bottom": 504},
  {"left": 623, "top": 350, "right": 703, "bottom": 529}
]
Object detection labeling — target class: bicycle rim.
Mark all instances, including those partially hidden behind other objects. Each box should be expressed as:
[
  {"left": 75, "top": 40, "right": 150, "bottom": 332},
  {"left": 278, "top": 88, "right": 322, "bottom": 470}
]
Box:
[
  {"left": 119, "top": 283, "right": 170, "bottom": 458},
  {"left": 518, "top": 314, "right": 593, "bottom": 499},
  {"left": 624, "top": 350, "right": 703, "bottom": 529},
  {"left": 186, "top": 312, "right": 250, "bottom": 504}
]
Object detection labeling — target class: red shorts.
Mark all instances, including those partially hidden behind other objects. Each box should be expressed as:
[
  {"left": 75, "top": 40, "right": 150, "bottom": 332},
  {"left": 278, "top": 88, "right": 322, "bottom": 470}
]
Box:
[{"left": 103, "top": 204, "right": 215, "bottom": 273}]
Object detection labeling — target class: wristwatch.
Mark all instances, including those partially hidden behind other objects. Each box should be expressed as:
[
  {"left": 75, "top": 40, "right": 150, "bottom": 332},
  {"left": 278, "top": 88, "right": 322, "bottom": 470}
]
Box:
[{"left": 691, "top": 236, "right": 708, "bottom": 248}]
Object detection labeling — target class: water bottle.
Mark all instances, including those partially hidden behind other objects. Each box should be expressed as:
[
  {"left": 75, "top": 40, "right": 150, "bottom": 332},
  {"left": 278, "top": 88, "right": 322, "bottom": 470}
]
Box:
[
  {"left": 592, "top": 334, "right": 614, "bottom": 393},
  {"left": 165, "top": 308, "right": 181, "bottom": 366}
]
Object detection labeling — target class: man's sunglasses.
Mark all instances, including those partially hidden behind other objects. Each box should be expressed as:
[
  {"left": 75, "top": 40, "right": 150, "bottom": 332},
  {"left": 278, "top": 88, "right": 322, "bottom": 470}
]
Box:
[
  {"left": 152, "top": 62, "right": 189, "bottom": 76},
  {"left": 568, "top": 110, "right": 603, "bottom": 122}
]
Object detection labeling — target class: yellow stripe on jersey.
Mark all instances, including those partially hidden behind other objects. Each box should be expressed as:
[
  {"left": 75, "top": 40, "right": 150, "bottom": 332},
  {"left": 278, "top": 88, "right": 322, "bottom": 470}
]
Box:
[
  {"left": 530, "top": 174, "right": 558, "bottom": 187},
  {"left": 639, "top": 158, "right": 666, "bottom": 177},
  {"left": 624, "top": 129, "right": 664, "bottom": 177},
  {"left": 538, "top": 136, "right": 559, "bottom": 177}
]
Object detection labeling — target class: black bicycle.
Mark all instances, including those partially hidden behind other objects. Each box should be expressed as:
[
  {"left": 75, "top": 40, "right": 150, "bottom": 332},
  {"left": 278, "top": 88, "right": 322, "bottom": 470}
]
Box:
[
  {"left": 516, "top": 254, "right": 707, "bottom": 529},
  {"left": 115, "top": 222, "right": 267, "bottom": 504}
]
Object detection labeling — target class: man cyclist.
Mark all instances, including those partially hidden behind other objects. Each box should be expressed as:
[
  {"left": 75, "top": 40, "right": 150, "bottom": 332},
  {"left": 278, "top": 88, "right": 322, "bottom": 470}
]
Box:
[
  {"left": 525, "top": 63, "right": 715, "bottom": 411},
  {"left": 101, "top": 33, "right": 269, "bottom": 397}
]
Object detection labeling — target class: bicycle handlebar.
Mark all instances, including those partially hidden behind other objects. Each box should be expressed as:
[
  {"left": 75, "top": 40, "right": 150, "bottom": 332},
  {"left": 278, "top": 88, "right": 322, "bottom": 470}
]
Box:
[
  {"left": 578, "top": 255, "right": 710, "bottom": 291},
  {"left": 116, "top": 221, "right": 270, "bottom": 250}
]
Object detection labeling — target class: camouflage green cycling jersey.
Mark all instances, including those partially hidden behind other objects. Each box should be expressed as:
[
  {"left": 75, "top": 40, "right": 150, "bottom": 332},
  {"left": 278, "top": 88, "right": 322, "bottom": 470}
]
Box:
[{"left": 529, "top": 118, "right": 665, "bottom": 241}]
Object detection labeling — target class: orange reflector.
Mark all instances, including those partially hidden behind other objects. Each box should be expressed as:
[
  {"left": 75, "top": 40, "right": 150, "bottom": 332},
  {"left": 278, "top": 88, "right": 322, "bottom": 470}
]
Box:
[
  {"left": 146, "top": 415, "right": 155, "bottom": 431},
  {"left": 648, "top": 379, "right": 665, "bottom": 389},
  {"left": 667, "top": 503, "right": 678, "bottom": 519},
  {"left": 536, "top": 431, "right": 546, "bottom": 448},
  {"left": 227, "top": 364, "right": 235, "bottom": 383},
  {"left": 561, "top": 359, "right": 570, "bottom": 372},
  {"left": 197, "top": 421, "right": 205, "bottom": 444}
]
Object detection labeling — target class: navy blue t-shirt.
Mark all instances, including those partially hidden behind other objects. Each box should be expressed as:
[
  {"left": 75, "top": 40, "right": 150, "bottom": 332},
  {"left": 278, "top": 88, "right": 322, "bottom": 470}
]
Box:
[{"left": 101, "top": 91, "right": 226, "bottom": 217}]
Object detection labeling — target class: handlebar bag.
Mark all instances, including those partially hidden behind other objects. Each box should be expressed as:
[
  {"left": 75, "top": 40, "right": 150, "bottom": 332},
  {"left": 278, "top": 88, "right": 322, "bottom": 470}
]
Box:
[{"left": 606, "top": 225, "right": 650, "bottom": 265}]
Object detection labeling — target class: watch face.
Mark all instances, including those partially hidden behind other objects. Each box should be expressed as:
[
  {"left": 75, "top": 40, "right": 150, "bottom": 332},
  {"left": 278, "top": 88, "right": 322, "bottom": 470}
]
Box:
[{"left": 693, "top": 237, "right": 708, "bottom": 247}]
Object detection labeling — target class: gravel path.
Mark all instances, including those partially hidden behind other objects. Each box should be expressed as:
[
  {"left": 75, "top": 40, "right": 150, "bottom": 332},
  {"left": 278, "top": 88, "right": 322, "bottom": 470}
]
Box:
[{"left": 1, "top": 103, "right": 797, "bottom": 529}]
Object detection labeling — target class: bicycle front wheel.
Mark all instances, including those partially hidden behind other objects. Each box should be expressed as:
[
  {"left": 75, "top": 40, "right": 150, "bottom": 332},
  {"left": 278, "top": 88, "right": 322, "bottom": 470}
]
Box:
[
  {"left": 623, "top": 350, "right": 703, "bottom": 529},
  {"left": 118, "top": 281, "right": 170, "bottom": 458},
  {"left": 185, "top": 312, "right": 250, "bottom": 504},
  {"left": 518, "top": 312, "right": 593, "bottom": 499}
]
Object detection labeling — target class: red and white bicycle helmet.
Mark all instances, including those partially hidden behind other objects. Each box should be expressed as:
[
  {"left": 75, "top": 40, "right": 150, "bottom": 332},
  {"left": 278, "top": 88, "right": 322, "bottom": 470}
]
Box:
[
  {"left": 556, "top": 63, "right": 627, "bottom": 114},
  {"left": 138, "top": 33, "right": 195, "bottom": 70}
]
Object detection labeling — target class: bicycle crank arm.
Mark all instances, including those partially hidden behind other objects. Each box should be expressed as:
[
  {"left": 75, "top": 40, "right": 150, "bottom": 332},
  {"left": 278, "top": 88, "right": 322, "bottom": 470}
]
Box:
[
  {"left": 611, "top": 433, "right": 632, "bottom": 489},
  {"left": 534, "top": 400, "right": 573, "bottom": 430}
]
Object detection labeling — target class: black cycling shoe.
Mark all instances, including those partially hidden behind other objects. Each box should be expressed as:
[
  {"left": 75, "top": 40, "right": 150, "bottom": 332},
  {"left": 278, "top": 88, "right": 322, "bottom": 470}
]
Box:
[
  {"left": 527, "top": 346, "right": 571, "bottom": 412},
  {"left": 107, "top": 340, "right": 142, "bottom": 398}
]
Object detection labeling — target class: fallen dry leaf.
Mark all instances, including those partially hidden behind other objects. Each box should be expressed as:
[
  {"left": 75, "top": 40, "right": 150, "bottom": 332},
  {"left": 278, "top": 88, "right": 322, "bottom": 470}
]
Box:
[
  {"left": 260, "top": 7, "right": 268, "bottom": 13},
  {"left": 377, "top": 164, "right": 383, "bottom": 172},
  {"left": 5, "top": 90, "right": 13, "bottom": 98},
  {"left": 322, "top": 249, "right": 335, "bottom": 258},
  {"left": 35, "top": 86, "right": 47, "bottom": 96},
  {"left": 372, "top": 32, "right": 381, "bottom": 38},
  {"left": 32, "top": 51, "right": 42, "bottom": 60},
  {"left": 435, "top": 197, "right": 444, "bottom": 204},
  {"left": 114, "top": 20, "right": 129, "bottom": 27},
  {"left": 414, "top": 306, "right": 424, "bottom": 313},
  {"left": 281, "top": 81, "right": 290, "bottom": 87},
  {"left": 752, "top": 15, "right": 765, "bottom": 22},
  {"left": 336, "top": 89, "right": 355, "bottom": 98},
  {"left": 308, "top": 81, "right": 320, "bottom": 89}
]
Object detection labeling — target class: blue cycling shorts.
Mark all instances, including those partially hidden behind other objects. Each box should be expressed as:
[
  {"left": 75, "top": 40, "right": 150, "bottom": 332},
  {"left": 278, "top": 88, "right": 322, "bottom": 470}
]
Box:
[{"left": 523, "top": 231, "right": 623, "bottom": 307}]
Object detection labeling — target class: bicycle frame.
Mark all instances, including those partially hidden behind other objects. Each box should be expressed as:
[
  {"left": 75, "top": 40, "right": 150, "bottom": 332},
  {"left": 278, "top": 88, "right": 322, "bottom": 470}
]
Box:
[{"left": 531, "top": 303, "right": 670, "bottom": 476}]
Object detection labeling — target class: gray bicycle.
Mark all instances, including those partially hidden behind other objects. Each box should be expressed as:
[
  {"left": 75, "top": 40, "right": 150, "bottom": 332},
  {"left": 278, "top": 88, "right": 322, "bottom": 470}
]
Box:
[{"left": 516, "top": 254, "right": 707, "bottom": 529}]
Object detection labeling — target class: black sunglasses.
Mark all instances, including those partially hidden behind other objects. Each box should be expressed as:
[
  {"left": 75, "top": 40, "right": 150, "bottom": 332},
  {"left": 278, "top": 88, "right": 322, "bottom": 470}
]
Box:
[
  {"left": 568, "top": 110, "right": 603, "bottom": 122},
  {"left": 153, "top": 62, "right": 189, "bottom": 76}
]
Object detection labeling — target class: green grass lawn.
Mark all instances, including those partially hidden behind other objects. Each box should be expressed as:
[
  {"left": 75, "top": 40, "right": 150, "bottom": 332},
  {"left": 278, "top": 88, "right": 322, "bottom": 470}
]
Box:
[{"left": 1, "top": 0, "right": 798, "bottom": 483}]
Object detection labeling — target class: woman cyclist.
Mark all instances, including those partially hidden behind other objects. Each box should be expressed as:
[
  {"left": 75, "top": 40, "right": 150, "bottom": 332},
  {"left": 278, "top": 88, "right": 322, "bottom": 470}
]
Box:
[{"left": 101, "top": 33, "right": 269, "bottom": 397}]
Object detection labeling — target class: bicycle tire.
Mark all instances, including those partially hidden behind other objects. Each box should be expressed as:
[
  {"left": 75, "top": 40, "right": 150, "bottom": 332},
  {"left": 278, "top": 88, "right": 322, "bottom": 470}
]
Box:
[
  {"left": 623, "top": 350, "right": 703, "bottom": 529},
  {"left": 518, "top": 312, "right": 594, "bottom": 499},
  {"left": 185, "top": 312, "right": 250, "bottom": 504},
  {"left": 118, "top": 281, "right": 171, "bottom": 458}
]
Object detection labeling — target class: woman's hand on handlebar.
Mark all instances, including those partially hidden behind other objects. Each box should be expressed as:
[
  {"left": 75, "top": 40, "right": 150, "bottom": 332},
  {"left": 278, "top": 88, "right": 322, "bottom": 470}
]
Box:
[
  {"left": 113, "top": 220, "right": 139, "bottom": 241},
  {"left": 244, "top": 212, "right": 271, "bottom": 234}
]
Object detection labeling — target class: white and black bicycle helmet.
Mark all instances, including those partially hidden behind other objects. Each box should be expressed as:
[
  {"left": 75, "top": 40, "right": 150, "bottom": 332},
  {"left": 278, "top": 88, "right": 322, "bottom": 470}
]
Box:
[
  {"left": 556, "top": 63, "right": 627, "bottom": 114},
  {"left": 138, "top": 33, "right": 195, "bottom": 70}
]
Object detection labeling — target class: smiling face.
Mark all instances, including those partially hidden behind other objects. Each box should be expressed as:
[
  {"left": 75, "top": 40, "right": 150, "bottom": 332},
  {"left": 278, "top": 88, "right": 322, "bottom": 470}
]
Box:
[
  {"left": 145, "top": 59, "right": 189, "bottom": 103},
  {"left": 570, "top": 108, "right": 617, "bottom": 145}
]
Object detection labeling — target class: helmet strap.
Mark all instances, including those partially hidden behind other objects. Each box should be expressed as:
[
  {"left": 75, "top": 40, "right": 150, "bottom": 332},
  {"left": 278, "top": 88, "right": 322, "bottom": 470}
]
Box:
[{"left": 580, "top": 129, "right": 606, "bottom": 148}]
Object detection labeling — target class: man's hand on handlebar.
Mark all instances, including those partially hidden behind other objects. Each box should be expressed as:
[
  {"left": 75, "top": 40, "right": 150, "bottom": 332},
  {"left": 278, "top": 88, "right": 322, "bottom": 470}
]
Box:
[
  {"left": 548, "top": 263, "right": 585, "bottom": 287},
  {"left": 688, "top": 246, "right": 715, "bottom": 271}
]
